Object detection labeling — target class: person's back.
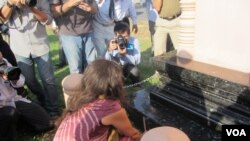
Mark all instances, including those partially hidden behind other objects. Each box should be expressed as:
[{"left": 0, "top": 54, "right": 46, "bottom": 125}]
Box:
[
  {"left": 54, "top": 59, "right": 142, "bottom": 141},
  {"left": 54, "top": 99, "right": 123, "bottom": 140}
]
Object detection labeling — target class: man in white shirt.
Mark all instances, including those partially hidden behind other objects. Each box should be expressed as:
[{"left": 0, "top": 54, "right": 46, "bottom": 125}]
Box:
[
  {"left": 0, "top": 51, "right": 53, "bottom": 141},
  {"left": 94, "top": 0, "right": 138, "bottom": 58}
]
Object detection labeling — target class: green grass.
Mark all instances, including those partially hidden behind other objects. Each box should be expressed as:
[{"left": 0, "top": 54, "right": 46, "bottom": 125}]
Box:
[{"left": 19, "top": 21, "right": 159, "bottom": 141}]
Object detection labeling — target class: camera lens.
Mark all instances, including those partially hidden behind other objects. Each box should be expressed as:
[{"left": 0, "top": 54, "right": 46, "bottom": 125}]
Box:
[
  {"left": 6, "top": 67, "right": 21, "bottom": 81},
  {"left": 26, "top": 0, "right": 37, "bottom": 7},
  {"left": 0, "top": 61, "right": 21, "bottom": 81},
  {"left": 117, "top": 35, "right": 127, "bottom": 49}
]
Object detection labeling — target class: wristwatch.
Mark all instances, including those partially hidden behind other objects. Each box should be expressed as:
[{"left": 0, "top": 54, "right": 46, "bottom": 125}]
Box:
[{"left": 6, "top": 1, "right": 14, "bottom": 8}]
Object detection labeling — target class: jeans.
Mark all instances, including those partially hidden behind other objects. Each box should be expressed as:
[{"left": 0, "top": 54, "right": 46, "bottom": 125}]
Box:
[
  {"left": 58, "top": 38, "right": 67, "bottom": 65},
  {"left": 93, "top": 20, "right": 115, "bottom": 58},
  {"left": 15, "top": 53, "right": 60, "bottom": 116},
  {"left": 60, "top": 32, "right": 96, "bottom": 74}
]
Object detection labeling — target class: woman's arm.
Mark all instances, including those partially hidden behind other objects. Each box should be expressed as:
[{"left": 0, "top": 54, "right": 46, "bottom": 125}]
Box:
[
  {"left": 102, "top": 108, "right": 142, "bottom": 141},
  {"left": 50, "top": 0, "right": 81, "bottom": 17},
  {"left": 152, "top": 0, "right": 162, "bottom": 12}
]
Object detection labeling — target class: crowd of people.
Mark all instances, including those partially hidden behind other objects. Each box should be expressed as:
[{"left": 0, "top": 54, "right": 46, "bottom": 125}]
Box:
[{"left": 0, "top": 0, "right": 182, "bottom": 140}]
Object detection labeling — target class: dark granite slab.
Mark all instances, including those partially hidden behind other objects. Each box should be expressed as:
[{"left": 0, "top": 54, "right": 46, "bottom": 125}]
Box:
[
  {"left": 148, "top": 51, "right": 250, "bottom": 129},
  {"left": 127, "top": 51, "right": 250, "bottom": 141},
  {"left": 127, "top": 88, "right": 221, "bottom": 141}
]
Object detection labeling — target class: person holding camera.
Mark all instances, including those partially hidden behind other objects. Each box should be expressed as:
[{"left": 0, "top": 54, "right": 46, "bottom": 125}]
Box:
[
  {"left": 0, "top": 0, "right": 60, "bottom": 118},
  {"left": 50, "top": 0, "right": 97, "bottom": 74},
  {"left": 105, "top": 22, "right": 141, "bottom": 84},
  {"left": 93, "top": 0, "right": 138, "bottom": 58},
  {"left": 0, "top": 51, "right": 54, "bottom": 141}
]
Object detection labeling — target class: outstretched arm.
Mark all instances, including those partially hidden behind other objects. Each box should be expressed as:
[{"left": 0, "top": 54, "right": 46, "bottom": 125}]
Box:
[{"left": 102, "top": 108, "right": 142, "bottom": 141}]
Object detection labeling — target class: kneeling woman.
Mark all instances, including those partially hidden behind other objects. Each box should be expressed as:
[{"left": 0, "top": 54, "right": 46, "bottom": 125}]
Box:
[{"left": 54, "top": 59, "right": 142, "bottom": 141}]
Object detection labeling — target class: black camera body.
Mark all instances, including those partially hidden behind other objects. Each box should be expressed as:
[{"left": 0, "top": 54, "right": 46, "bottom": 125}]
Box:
[
  {"left": 0, "top": 24, "right": 9, "bottom": 35},
  {"left": 116, "top": 35, "right": 127, "bottom": 49},
  {"left": 0, "top": 60, "right": 21, "bottom": 81},
  {"left": 25, "top": 0, "right": 37, "bottom": 7}
]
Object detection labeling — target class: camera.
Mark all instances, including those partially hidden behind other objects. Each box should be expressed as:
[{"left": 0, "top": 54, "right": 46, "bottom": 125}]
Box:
[
  {"left": 25, "top": 0, "right": 37, "bottom": 7},
  {"left": 0, "top": 60, "right": 21, "bottom": 81},
  {"left": 0, "top": 23, "right": 9, "bottom": 35},
  {"left": 116, "top": 35, "right": 127, "bottom": 49}
]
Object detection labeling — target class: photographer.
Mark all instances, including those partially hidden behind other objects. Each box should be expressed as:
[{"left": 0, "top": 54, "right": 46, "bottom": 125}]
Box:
[
  {"left": 93, "top": 0, "right": 138, "bottom": 58},
  {"left": 0, "top": 0, "right": 60, "bottom": 118},
  {"left": 0, "top": 51, "right": 53, "bottom": 141},
  {"left": 105, "top": 22, "right": 141, "bottom": 84},
  {"left": 50, "top": 0, "right": 97, "bottom": 74}
]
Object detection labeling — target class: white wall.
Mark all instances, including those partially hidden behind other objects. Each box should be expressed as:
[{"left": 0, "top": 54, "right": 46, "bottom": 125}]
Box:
[{"left": 193, "top": 0, "right": 250, "bottom": 72}]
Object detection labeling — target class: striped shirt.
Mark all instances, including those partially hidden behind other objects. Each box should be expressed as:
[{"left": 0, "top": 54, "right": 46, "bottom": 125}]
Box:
[{"left": 53, "top": 99, "right": 133, "bottom": 141}]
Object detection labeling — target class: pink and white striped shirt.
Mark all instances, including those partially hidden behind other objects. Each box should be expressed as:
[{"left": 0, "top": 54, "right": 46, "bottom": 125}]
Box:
[{"left": 53, "top": 99, "right": 132, "bottom": 141}]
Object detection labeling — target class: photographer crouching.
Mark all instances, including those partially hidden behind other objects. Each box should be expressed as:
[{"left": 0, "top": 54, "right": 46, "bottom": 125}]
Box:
[
  {"left": 0, "top": 0, "right": 60, "bottom": 118},
  {"left": 0, "top": 51, "right": 54, "bottom": 141},
  {"left": 105, "top": 22, "right": 141, "bottom": 84}
]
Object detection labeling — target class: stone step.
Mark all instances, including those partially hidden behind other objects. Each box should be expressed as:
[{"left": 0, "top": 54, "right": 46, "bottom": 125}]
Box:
[
  {"left": 160, "top": 79, "right": 250, "bottom": 118},
  {"left": 150, "top": 84, "right": 250, "bottom": 131},
  {"left": 127, "top": 88, "right": 221, "bottom": 141}
]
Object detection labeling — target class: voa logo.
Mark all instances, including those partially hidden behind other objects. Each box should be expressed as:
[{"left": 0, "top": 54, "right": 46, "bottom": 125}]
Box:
[{"left": 226, "top": 129, "right": 246, "bottom": 136}]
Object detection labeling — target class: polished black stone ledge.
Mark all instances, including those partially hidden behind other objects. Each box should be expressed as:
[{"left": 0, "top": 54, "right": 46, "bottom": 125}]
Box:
[
  {"left": 152, "top": 51, "right": 250, "bottom": 107},
  {"left": 127, "top": 88, "right": 221, "bottom": 141},
  {"left": 147, "top": 51, "right": 250, "bottom": 131},
  {"left": 127, "top": 51, "right": 249, "bottom": 141}
]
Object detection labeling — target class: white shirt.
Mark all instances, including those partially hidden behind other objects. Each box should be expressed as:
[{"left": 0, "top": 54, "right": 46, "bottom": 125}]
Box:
[
  {"left": 95, "top": 0, "right": 137, "bottom": 25},
  {"left": 0, "top": 0, "right": 52, "bottom": 58},
  {"left": 0, "top": 59, "right": 31, "bottom": 108}
]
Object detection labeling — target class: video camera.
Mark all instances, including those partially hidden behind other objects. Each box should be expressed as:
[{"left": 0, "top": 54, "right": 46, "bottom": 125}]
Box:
[{"left": 0, "top": 60, "right": 21, "bottom": 81}]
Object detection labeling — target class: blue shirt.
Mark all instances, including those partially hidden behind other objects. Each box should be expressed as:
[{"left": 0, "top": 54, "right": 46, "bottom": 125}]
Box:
[{"left": 105, "top": 36, "right": 140, "bottom": 65}]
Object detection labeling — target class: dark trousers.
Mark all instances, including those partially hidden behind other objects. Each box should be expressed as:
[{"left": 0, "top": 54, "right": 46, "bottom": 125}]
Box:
[
  {"left": 0, "top": 101, "right": 53, "bottom": 141},
  {"left": 123, "top": 63, "right": 140, "bottom": 83}
]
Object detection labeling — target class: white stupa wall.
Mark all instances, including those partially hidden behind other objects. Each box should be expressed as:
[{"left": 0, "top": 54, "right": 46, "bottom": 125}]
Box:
[{"left": 177, "top": 0, "right": 250, "bottom": 73}]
